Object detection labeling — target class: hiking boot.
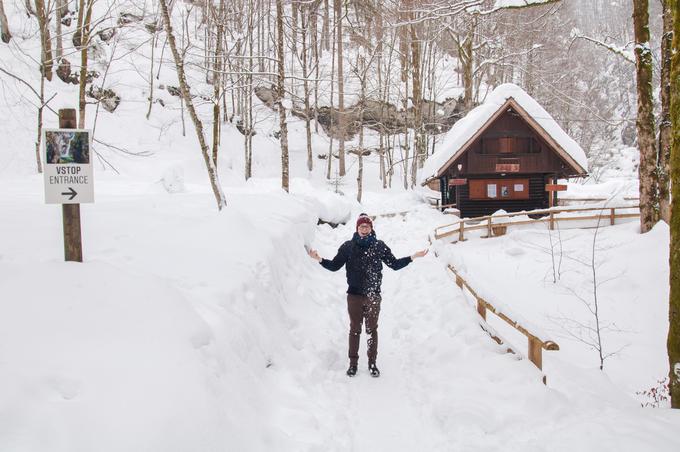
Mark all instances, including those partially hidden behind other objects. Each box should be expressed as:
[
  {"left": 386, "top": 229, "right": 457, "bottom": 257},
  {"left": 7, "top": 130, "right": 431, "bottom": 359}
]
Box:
[
  {"left": 368, "top": 363, "right": 380, "bottom": 378},
  {"left": 346, "top": 365, "right": 358, "bottom": 377}
]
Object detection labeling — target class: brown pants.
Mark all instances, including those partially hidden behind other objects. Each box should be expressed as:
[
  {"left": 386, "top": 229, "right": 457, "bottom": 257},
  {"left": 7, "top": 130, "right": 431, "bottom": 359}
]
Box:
[{"left": 347, "top": 293, "right": 382, "bottom": 366}]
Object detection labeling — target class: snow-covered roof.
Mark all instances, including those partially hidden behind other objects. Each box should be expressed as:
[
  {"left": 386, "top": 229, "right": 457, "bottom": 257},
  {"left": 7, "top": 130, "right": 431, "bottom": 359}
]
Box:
[{"left": 420, "top": 84, "right": 588, "bottom": 184}]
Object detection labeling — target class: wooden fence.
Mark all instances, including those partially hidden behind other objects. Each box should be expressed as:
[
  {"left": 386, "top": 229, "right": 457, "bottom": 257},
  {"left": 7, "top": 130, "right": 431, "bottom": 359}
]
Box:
[
  {"left": 433, "top": 205, "right": 640, "bottom": 242},
  {"left": 446, "top": 264, "right": 559, "bottom": 383},
  {"left": 558, "top": 196, "right": 639, "bottom": 205}
]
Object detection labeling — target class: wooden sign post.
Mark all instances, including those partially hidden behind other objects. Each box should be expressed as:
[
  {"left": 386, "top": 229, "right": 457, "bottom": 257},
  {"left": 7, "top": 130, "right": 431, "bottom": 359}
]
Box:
[
  {"left": 59, "top": 109, "right": 82, "bottom": 262},
  {"left": 545, "top": 178, "right": 567, "bottom": 208}
]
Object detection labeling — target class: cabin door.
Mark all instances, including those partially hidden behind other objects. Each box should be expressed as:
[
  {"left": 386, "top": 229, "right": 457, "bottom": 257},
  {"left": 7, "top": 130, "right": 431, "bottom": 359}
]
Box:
[{"left": 447, "top": 185, "right": 457, "bottom": 207}]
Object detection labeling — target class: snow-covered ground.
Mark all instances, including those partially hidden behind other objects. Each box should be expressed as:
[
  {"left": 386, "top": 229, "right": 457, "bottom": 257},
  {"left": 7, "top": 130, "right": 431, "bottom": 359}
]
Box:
[
  {"left": 1, "top": 2, "right": 679, "bottom": 450},
  {"left": 1, "top": 178, "right": 679, "bottom": 451}
]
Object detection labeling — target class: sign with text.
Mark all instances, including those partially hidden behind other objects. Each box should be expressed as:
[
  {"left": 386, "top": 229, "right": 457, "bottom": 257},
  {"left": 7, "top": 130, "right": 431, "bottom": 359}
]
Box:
[
  {"left": 448, "top": 178, "right": 468, "bottom": 186},
  {"left": 43, "top": 129, "right": 94, "bottom": 204}
]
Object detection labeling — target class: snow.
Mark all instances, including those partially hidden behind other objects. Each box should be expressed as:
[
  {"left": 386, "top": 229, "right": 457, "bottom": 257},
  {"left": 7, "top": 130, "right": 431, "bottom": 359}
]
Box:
[
  {"left": 0, "top": 2, "right": 679, "bottom": 451},
  {"left": 420, "top": 83, "right": 589, "bottom": 184},
  {"left": 1, "top": 178, "right": 678, "bottom": 450}
]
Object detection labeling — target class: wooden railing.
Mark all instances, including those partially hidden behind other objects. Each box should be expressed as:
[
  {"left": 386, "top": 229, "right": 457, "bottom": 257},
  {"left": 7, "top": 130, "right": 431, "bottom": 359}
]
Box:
[
  {"left": 433, "top": 205, "right": 640, "bottom": 242},
  {"left": 447, "top": 264, "right": 559, "bottom": 383},
  {"left": 558, "top": 196, "right": 639, "bottom": 205}
]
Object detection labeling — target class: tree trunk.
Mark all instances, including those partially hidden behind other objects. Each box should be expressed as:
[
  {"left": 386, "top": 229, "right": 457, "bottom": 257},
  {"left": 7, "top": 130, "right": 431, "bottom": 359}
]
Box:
[
  {"left": 326, "top": 11, "right": 336, "bottom": 180},
  {"left": 301, "top": 6, "right": 312, "bottom": 171},
  {"left": 275, "top": 0, "right": 290, "bottom": 192},
  {"left": 322, "top": 0, "right": 329, "bottom": 53},
  {"left": 335, "top": 0, "right": 346, "bottom": 176},
  {"left": 212, "top": 0, "right": 226, "bottom": 167},
  {"left": 633, "top": 0, "right": 659, "bottom": 233},
  {"left": 54, "top": 0, "right": 65, "bottom": 60},
  {"left": 35, "top": 72, "right": 45, "bottom": 173},
  {"left": 146, "top": 30, "right": 157, "bottom": 120},
  {"left": 376, "top": 3, "right": 386, "bottom": 188},
  {"left": 34, "top": 0, "right": 53, "bottom": 80},
  {"left": 410, "top": 11, "right": 423, "bottom": 188},
  {"left": 357, "top": 55, "right": 366, "bottom": 203},
  {"left": 462, "top": 21, "right": 474, "bottom": 110},
  {"left": 77, "top": 0, "right": 94, "bottom": 128},
  {"left": 668, "top": 0, "right": 680, "bottom": 409},
  {"left": 159, "top": 0, "right": 227, "bottom": 210},
  {"left": 0, "top": 0, "right": 11, "bottom": 43},
  {"left": 658, "top": 0, "right": 672, "bottom": 224},
  {"left": 245, "top": 0, "right": 255, "bottom": 180}
]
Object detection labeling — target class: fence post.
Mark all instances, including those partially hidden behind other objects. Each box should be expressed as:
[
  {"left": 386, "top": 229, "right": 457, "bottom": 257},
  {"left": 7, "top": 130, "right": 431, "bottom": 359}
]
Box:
[
  {"left": 528, "top": 336, "right": 543, "bottom": 370},
  {"left": 549, "top": 212, "right": 555, "bottom": 230},
  {"left": 610, "top": 208, "right": 615, "bottom": 225},
  {"left": 458, "top": 221, "right": 465, "bottom": 242},
  {"left": 477, "top": 300, "right": 487, "bottom": 320},
  {"left": 486, "top": 217, "right": 492, "bottom": 238}
]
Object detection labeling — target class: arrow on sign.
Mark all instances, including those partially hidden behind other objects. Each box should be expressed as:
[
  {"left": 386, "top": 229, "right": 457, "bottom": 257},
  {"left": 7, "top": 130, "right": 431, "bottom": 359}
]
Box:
[{"left": 61, "top": 187, "right": 78, "bottom": 200}]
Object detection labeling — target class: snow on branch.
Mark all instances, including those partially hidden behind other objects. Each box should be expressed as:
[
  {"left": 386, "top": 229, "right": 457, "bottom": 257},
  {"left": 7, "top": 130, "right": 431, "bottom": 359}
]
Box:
[
  {"left": 399, "top": 0, "right": 561, "bottom": 25},
  {"left": 477, "top": 0, "right": 562, "bottom": 15},
  {"left": 571, "top": 35, "right": 635, "bottom": 64}
]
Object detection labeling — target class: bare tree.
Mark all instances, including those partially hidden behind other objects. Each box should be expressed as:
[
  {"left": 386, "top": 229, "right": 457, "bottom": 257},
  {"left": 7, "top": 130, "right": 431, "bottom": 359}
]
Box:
[
  {"left": 409, "top": 3, "right": 425, "bottom": 187},
  {"left": 54, "top": 0, "right": 66, "bottom": 61},
  {"left": 159, "top": 0, "right": 227, "bottom": 210},
  {"left": 632, "top": 0, "right": 659, "bottom": 233},
  {"left": 658, "top": 0, "right": 672, "bottom": 224},
  {"left": 275, "top": 0, "right": 290, "bottom": 192},
  {"left": 668, "top": 0, "right": 680, "bottom": 409},
  {"left": 334, "top": 0, "right": 346, "bottom": 176},
  {"left": 76, "top": 0, "right": 94, "bottom": 128},
  {"left": 211, "top": 0, "right": 226, "bottom": 166},
  {"left": 300, "top": 2, "right": 313, "bottom": 171},
  {"left": 555, "top": 209, "right": 623, "bottom": 371},
  {"left": 34, "top": 0, "right": 53, "bottom": 80}
]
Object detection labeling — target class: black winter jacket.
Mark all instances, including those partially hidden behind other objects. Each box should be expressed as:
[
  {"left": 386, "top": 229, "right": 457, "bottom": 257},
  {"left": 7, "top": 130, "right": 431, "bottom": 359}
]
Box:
[{"left": 320, "top": 233, "right": 412, "bottom": 295}]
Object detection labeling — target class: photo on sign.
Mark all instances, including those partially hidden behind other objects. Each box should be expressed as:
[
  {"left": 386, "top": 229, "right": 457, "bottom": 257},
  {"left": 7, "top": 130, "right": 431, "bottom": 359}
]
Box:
[{"left": 45, "top": 130, "right": 90, "bottom": 164}]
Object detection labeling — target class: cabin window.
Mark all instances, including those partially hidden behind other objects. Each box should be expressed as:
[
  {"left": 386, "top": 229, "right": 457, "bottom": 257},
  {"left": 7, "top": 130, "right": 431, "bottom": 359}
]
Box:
[{"left": 469, "top": 178, "right": 530, "bottom": 200}]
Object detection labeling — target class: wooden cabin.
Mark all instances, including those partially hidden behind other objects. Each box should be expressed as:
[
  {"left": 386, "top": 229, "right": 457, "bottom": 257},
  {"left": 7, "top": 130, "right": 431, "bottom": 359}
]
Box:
[{"left": 421, "top": 84, "right": 588, "bottom": 218}]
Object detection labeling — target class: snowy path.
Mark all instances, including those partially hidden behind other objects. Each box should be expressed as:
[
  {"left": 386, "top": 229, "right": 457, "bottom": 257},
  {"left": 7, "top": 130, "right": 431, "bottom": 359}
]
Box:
[
  {"left": 267, "top": 209, "right": 679, "bottom": 451},
  {"left": 270, "top": 210, "right": 545, "bottom": 450}
]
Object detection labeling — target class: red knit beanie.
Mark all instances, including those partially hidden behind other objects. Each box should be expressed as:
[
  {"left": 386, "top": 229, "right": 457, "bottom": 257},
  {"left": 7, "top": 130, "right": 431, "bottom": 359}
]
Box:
[{"left": 356, "top": 214, "right": 373, "bottom": 231}]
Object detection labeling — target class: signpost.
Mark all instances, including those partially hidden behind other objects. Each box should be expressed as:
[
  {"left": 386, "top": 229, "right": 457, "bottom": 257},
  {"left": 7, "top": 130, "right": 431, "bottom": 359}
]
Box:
[
  {"left": 545, "top": 179, "right": 567, "bottom": 208},
  {"left": 44, "top": 109, "right": 94, "bottom": 262}
]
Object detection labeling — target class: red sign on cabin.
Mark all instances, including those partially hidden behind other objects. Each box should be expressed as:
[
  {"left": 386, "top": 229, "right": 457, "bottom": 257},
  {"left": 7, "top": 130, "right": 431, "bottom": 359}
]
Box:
[
  {"left": 448, "top": 178, "right": 467, "bottom": 186},
  {"left": 495, "top": 163, "right": 520, "bottom": 172},
  {"left": 545, "top": 184, "right": 567, "bottom": 192}
]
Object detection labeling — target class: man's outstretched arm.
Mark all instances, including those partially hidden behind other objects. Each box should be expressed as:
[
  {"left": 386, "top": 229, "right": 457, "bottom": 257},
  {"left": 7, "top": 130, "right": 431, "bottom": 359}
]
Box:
[
  {"left": 381, "top": 243, "right": 428, "bottom": 270},
  {"left": 308, "top": 244, "right": 348, "bottom": 271}
]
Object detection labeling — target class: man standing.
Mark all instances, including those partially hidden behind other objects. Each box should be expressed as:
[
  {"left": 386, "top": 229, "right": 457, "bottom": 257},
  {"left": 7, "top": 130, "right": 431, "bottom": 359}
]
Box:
[{"left": 308, "top": 214, "right": 428, "bottom": 377}]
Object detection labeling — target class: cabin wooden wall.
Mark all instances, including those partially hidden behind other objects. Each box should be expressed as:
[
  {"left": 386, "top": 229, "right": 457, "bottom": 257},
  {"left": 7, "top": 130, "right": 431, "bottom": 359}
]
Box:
[{"left": 455, "top": 175, "right": 550, "bottom": 218}]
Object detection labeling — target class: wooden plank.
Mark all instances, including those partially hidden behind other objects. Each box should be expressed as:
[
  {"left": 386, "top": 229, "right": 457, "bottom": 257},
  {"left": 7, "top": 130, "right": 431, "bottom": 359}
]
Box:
[
  {"left": 448, "top": 178, "right": 467, "bottom": 186},
  {"left": 528, "top": 336, "right": 543, "bottom": 370},
  {"left": 477, "top": 299, "right": 487, "bottom": 320},
  {"left": 545, "top": 184, "right": 568, "bottom": 191}
]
